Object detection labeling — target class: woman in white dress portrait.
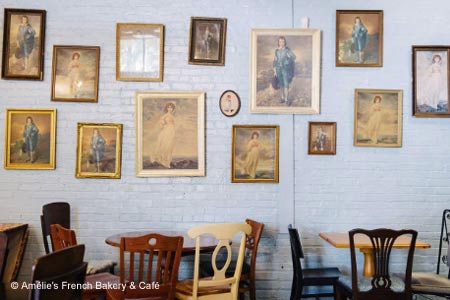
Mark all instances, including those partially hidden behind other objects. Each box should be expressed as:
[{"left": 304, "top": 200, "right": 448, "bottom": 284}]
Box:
[
  {"left": 153, "top": 102, "right": 176, "bottom": 168},
  {"left": 244, "top": 131, "right": 261, "bottom": 179},
  {"left": 423, "top": 54, "right": 445, "bottom": 109},
  {"left": 366, "top": 95, "right": 382, "bottom": 144}
]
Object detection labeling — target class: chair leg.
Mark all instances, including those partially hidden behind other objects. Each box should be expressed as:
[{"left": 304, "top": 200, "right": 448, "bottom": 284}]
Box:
[
  {"left": 249, "top": 279, "right": 256, "bottom": 300},
  {"left": 239, "top": 291, "right": 245, "bottom": 300},
  {"left": 335, "top": 284, "right": 344, "bottom": 300}
]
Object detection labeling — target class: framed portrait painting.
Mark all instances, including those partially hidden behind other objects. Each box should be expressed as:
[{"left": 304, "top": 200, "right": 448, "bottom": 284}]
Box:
[
  {"left": 1, "top": 8, "right": 46, "bottom": 80},
  {"left": 4, "top": 108, "right": 56, "bottom": 169},
  {"left": 188, "top": 17, "right": 227, "bottom": 66},
  {"left": 308, "top": 122, "right": 337, "bottom": 155},
  {"left": 76, "top": 123, "right": 122, "bottom": 179},
  {"left": 136, "top": 91, "right": 205, "bottom": 177},
  {"left": 336, "top": 10, "right": 383, "bottom": 67},
  {"left": 231, "top": 125, "right": 279, "bottom": 183},
  {"left": 219, "top": 90, "right": 241, "bottom": 117},
  {"left": 116, "top": 23, "right": 164, "bottom": 81},
  {"left": 250, "top": 28, "right": 321, "bottom": 114},
  {"left": 413, "top": 46, "right": 450, "bottom": 117},
  {"left": 51, "top": 45, "right": 100, "bottom": 102},
  {"left": 354, "top": 89, "right": 402, "bottom": 147}
]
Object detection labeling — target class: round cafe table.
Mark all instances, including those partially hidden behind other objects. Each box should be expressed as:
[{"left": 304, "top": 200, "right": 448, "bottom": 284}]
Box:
[{"left": 105, "top": 230, "right": 219, "bottom": 256}]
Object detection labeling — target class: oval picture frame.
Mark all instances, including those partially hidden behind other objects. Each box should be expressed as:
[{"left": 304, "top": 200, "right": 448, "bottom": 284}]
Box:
[{"left": 219, "top": 90, "right": 241, "bottom": 117}]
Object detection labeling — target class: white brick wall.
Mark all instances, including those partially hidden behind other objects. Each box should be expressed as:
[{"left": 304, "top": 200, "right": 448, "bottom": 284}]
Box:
[{"left": 0, "top": 0, "right": 448, "bottom": 299}]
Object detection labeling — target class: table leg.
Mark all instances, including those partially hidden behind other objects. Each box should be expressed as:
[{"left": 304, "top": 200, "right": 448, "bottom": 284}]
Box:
[{"left": 359, "top": 248, "right": 374, "bottom": 277}]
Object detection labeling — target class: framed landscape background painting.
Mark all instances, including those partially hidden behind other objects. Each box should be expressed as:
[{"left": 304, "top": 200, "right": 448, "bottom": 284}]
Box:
[
  {"left": 1, "top": 8, "right": 46, "bottom": 80},
  {"left": 4, "top": 108, "right": 56, "bottom": 169},
  {"left": 231, "top": 125, "right": 279, "bottom": 183},
  {"left": 76, "top": 123, "right": 122, "bottom": 179},
  {"left": 413, "top": 46, "right": 450, "bottom": 117},
  {"left": 250, "top": 28, "right": 321, "bottom": 114},
  {"left": 354, "top": 89, "right": 402, "bottom": 147},
  {"left": 136, "top": 91, "right": 205, "bottom": 177},
  {"left": 336, "top": 10, "right": 383, "bottom": 67}
]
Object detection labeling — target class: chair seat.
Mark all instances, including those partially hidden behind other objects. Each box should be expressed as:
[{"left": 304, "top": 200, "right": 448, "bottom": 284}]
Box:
[
  {"left": 83, "top": 272, "right": 120, "bottom": 298},
  {"left": 411, "top": 272, "right": 450, "bottom": 295},
  {"left": 338, "top": 274, "right": 405, "bottom": 293},
  {"left": 199, "top": 260, "right": 251, "bottom": 277},
  {"left": 176, "top": 278, "right": 231, "bottom": 296},
  {"left": 106, "top": 287, "right": 170, "bottom": 300},
  {"left": 87, "top": 259, "right": 116, "bottom": 274}
]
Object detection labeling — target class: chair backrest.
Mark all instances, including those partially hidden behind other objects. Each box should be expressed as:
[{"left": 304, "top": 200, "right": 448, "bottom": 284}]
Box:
[
  {"left": 288, "top": 224, "right": 305, "bottom": 280},
  {"left": 349, "top": 228, "right": 417, "bottom": 300},
  {"left": 119, "top": 233, "right": 183, "bottom": 299},
  {"left": 50, "top": 224, "right": 77, "bottom": 251},
  {"left": 29, "top": 244, "right": 87, "bottom": 300},
  {"left": 244, "top": 219, "right": 264, "bottom": 278},
  {"left": 437, "top": 209, "right": 450, "bottom": 278},
  {"left": 41, "top": 202, "right": 70, "bottom": 254},
  {"left": 0, "top": 233, "right": 8, "bottom": 280},
  {"left": 189, "top": 222, "right": 251, "bottom": 299}
]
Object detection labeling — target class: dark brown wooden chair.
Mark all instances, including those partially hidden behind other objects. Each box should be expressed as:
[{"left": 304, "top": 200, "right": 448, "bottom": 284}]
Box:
[
  {"left": 50, "top": 224, "right": 120, "bottom": 300},
  {"left": 288, "top": 224, "right": 341, "bottom": 299},
  {"left": 199, "top": 219, "right": 264, "bottom": 300},
  {"left": 0, "top": 233, "right": 8, "bottom": 281},
  {"left": 30, "top": 244, "right": 87, "bottom": 300},
  {"left": 106, "top": 233, "right": 184, "bottom": 300},
  {"left": 335, "top": 228, "right": 417, "bottom": 300},
  {"left": 412, "top": 209, "right": 450, "bottom": 299}
]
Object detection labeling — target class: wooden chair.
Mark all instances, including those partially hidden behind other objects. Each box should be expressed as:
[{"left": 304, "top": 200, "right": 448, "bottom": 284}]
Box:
[
  {"left": 0, "top": 233, "right": 7, "bottom": 281},
  {"left": 412, "top": 209, "right": 450, "bottom": 299},
  {"left": 200, "top": 219, "right": 264, "bottom": 300},
  {"left": 335, "top": 228, "right": 417, "bottom": 300},
  {"left": 50, "top": 224, "right": 119, "bottom": 299},
  {"left": 176, "top": 222, "right": 252, "bottom": 300},
  {"left": 288, "top": 224, "right": 341, "bottom": 299},
  {"left": 106, "top": 233, "right": 184, "bottom": 300},
  {"left": 30, "top": 244, "right": 87, "bottom": 300}
]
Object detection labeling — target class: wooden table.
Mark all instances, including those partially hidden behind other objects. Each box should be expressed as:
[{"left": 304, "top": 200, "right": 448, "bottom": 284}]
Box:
[
  {"left": 0, "top": 224, "right": 28, "bottom": 283},
  {"left": 0, "top": 283, "right": 29, "bottom": 300},
  {"left": 105, "top": 230, "right": 219, "bottom": 256},
  {"left": 319, "top": 232, "right": 431, "bottom": 277}
]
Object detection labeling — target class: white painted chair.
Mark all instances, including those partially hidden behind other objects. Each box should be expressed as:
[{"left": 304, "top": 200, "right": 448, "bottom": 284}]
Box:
[{"left": 175, "top": 222, "right": 252, "bottom": 300}]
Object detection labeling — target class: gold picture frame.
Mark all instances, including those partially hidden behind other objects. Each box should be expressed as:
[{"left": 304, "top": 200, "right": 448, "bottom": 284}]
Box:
[
  {"left": 76, "top": 123, "right": 123, "bottom": 179},
  {"left": 188, "top": 17, "right": 227, "bottom": 66},
  {"left": 4, "top": 108, "right": 56, "bottom": 169},
  {"left": 336, "top": 10, "right": 383, "bottom": 67},
  {"left": 308, "top": 122, "right": 337, "bottom": 155},
  {"left": 231, "top": 125, "right": 279, "bottom": 183},
  {"left": 1, "top": 8, "right": 46, "bottom": 80},
  {"left": 116, "top": 23, "right": 164, "bottom": 81},
  {"left": 136, "top": 91, "right": 205, "bottom": 177},
  {"left": 51, "top": 45, "right": 100, "bottom": 102},
  {"left": 354, "top": 89, "right": 402, "bottom": 147}
]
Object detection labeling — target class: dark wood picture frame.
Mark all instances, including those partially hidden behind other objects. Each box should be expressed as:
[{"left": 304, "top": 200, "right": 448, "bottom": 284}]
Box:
[
  {"left": 1, "top": 8, "right": 46, "bottom": 80},
  {"left": 412, "top": 45, "right": 450, "bottom": 117},
  {"left": 188, "top": 17, "right": 227, "bottom": 66},
  {"left": 308, "top": 122, "right": 337, "bottom": 155},
  {"left": 219, "top": 90, "right": 241, "bottom": 117}
]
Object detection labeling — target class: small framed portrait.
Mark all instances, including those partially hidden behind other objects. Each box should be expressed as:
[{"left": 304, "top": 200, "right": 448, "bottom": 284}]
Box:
[
  {"left": 336, "top": 10, "right": 383, "bottom": 67},
  {"left": 250, "top": 28, "right": 321, "bottom": 114},
  {"left": 136, "top": 91, "right": 205, "bottom": 177},
  {"left": 219, "top": 90, "right": 241, "bottom": 117},
  {"left": 76, "top": 123, "right": 122, "bottom": 179},
  {"left": 308, "top": 122, "right": 337, "bottom": 155},
  {"left": 116, "top": 23, "right": 164, "bottom": 81},
  {"left": 4, "top": 108, "right": 56, "bottom": 169},
  {"left": 188, "top": 17, "right": 227, "bottom": 66},
  {"left": 413, "top": 46, "right": 450, "bottom": 117},
  {"left": 354, "top": 89, "right": 403, "bottom": 147},
  {"left": 51, "top": 45, "right": 100, "bottom": 102},
  {"left": 1, "top": 8, "right": 46, "bottom": 80},
  {"left": 231, "top": 125, "right": 279, "bottom": 183}
]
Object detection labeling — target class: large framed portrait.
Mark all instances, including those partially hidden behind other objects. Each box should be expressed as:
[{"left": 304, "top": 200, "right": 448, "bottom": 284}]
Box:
[
  {"left": 116, "top": 23, "right": 164, "bottom": 81},
  {"left": 308, "top": 122, "right": 337, "bottom": 155},
  {"left": 188, "top": 17, "right": 227, "bottom": 66},
  {"left": 250, "top": 28, "right": 321, "bottom": 114},
  {"left": 413, "top": 46, "right": 450, "bottom": 117},
  {"left": 4, "top": 108, "right": 56, "bottom": 169},
  {"left": 354, "top": 89, "right": 402, "bottom": 147},
  {"left": 1, "top": 8, "right": 46, "bottom": 80},
  {"left": 76, "top": 123, "right": 122, "bottom": 179},
  {"left": 336, "top": 10, "right": 383, "bottom": 67},
  {"left": 231, "top": 125, "right": 279, "bottom": 183},
  {"left": 136, "top": 91, "right": 205, "bottom": 177},
  {"left": 51, "top": 45, "right": 100, "bottom": 102}
]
